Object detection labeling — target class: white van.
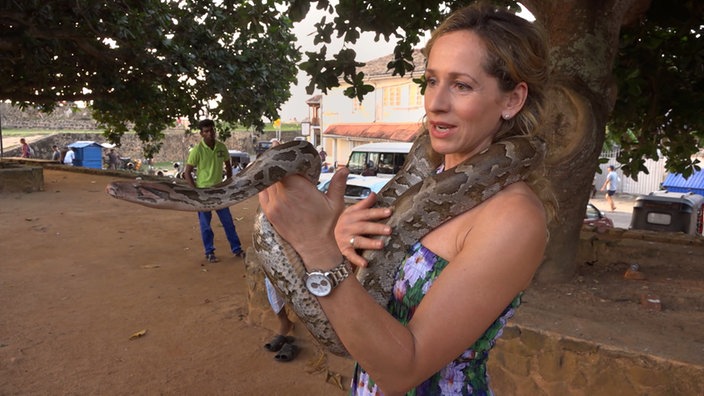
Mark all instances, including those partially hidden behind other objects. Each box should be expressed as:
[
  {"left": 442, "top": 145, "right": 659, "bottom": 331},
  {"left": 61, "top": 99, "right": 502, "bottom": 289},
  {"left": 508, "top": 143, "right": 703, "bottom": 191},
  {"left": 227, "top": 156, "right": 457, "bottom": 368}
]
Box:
[
  {"left": 340, "top": 141, "right": 412, "bottom": 203},
  {"left": 347, "top": 142, "right": 413, "bottom": 177}
]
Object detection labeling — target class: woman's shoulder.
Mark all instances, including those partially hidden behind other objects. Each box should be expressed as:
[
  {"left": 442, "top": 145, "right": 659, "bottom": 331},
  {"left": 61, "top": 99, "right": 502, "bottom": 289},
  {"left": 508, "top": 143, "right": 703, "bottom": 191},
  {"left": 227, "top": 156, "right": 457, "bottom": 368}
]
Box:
[
  {"left": 476, "top": 181, "right": 546, "bottom": 229},
  {"left": 423, "top": 181, "right": 546, "bottom": 260}
]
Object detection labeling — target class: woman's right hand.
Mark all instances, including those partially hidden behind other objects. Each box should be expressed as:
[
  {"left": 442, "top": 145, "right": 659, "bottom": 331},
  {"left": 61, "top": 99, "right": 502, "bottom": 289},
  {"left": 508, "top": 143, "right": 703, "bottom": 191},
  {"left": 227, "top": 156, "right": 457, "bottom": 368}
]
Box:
[{"left": 334, "top": 193, "right": 393, "bottom": 268}]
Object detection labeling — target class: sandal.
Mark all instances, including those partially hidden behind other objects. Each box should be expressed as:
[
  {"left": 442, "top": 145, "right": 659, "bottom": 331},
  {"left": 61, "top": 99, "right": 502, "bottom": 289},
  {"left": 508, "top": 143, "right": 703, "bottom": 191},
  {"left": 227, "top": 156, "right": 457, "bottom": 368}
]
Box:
[
  {"left": 264, "top": 335, "right": 294, "bottom": 352},
  {"left": 274, "top": 342, "right": 299, "bottom": 362}
]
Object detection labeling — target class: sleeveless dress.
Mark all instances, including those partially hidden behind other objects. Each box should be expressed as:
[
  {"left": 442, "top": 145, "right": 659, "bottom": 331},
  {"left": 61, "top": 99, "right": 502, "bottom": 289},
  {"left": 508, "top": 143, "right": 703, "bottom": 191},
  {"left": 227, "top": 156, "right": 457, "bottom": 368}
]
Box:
[{"left": 350, "top": 242, "right": 521, "bottom": 396}]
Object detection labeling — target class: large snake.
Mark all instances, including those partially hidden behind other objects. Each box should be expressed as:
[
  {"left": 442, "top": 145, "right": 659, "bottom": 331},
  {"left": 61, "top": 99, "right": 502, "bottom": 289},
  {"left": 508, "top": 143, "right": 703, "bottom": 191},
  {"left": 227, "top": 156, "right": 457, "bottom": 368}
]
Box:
[{"left": 106, "top": 129, "right": 544, "bottom": 357}]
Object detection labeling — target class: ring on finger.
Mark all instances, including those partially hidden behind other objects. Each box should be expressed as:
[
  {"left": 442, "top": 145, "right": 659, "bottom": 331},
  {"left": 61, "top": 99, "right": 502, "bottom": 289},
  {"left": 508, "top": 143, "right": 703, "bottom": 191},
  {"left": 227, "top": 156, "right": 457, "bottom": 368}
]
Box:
[{"left": 349, "top": 236, "right": 356, "bottom": 247}]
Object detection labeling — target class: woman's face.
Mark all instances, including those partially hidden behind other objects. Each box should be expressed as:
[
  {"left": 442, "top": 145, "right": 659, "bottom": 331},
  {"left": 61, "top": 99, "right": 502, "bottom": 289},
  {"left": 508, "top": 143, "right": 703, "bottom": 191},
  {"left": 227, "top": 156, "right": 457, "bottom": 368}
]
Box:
[{"left": 424, "top": 30, "right": 525, "bottom": 169}]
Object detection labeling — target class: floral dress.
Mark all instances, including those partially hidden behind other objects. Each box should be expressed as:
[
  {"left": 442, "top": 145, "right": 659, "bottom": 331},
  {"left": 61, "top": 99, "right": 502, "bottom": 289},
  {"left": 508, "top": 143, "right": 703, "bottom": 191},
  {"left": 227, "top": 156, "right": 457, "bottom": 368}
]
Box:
[{"left": 350, "top": 242, "right": 521, "bottom": 396}]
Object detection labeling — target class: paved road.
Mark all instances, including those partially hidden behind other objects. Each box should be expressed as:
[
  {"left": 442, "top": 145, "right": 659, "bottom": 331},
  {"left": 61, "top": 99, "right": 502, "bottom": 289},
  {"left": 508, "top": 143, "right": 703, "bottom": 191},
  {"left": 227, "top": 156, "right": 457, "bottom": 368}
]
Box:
[{"left": 589, "top": 193, "right": 637, "bottom": 229}]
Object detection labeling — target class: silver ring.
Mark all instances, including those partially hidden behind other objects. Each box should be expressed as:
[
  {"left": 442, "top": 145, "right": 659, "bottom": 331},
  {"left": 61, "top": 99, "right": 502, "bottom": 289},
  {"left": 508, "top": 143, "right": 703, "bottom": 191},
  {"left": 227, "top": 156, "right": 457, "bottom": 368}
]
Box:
[{"left": 349, "top": 236, "right": 356, "bottom": 247}]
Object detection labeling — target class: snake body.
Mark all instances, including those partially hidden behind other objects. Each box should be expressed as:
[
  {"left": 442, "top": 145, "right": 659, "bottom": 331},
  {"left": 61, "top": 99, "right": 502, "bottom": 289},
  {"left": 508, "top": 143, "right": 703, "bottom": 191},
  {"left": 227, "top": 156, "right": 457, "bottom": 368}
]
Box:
[{"left": 106, "top": 131, "right": 544, "bottom": 357}]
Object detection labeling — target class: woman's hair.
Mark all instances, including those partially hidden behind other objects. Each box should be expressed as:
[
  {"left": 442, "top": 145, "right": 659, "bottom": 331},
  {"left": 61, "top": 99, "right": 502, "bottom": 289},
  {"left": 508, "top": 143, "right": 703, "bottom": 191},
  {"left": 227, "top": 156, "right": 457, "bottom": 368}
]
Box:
[{"left": 423, "top": 2, "right": 549, "bottom": 142}]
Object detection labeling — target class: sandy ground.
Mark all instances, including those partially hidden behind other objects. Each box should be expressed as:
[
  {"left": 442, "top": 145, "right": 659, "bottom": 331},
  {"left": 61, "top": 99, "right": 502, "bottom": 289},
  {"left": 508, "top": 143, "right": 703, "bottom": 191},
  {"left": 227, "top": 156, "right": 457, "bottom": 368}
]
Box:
[
  {"left": 0, "top": 169, "right": 351, "bottom": 395},
  {"left": 1, "top": 166, "right": 703, "bottom": 395}
]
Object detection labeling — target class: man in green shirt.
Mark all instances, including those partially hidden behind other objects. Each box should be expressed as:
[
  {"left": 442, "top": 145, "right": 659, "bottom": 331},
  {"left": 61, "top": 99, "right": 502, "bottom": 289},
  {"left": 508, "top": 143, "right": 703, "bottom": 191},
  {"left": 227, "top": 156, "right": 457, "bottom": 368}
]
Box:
[{"left": 184, "top": 119, "right": 245, "bottom": 263}]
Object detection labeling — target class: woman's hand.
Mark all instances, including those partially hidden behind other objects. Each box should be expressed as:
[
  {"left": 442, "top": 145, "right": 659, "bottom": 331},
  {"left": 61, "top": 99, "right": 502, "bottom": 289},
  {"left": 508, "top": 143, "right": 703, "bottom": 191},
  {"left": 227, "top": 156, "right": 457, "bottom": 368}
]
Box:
[
  {"left": 335, "top": 193, "right": 393, "bottom": 268},
  {"left": 258, "top": 169, "right": 348, "bottom": 261}
]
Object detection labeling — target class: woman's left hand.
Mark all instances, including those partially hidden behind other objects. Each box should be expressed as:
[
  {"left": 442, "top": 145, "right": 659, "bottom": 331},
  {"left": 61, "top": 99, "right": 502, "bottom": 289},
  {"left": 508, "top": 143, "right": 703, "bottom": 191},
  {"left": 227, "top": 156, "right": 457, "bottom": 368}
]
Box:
[{"left": 335, "top": 193, "right": 392, "bottom": 268}]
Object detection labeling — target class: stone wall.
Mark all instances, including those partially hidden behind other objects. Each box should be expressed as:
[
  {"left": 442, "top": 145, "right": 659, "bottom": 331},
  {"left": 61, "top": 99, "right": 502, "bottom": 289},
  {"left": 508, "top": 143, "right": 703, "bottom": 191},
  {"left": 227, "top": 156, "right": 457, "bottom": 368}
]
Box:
[
  {"left": 489, "top": 325, "right": 704, "bottom": 395},
  {"left": 4, "top": 132, "right": 247, "bottom": 164},
  {"left": 5, "top": 130, "right": 304, "bottom": 165},
  {"left": 0, "top": 103, "right": 97, "bottom": 130},
  {"left": 0, "top": 163, "right": 44, "bottom": 193},
  {"left": 1, "top": 103, "right": 303, "bottom": 162}
]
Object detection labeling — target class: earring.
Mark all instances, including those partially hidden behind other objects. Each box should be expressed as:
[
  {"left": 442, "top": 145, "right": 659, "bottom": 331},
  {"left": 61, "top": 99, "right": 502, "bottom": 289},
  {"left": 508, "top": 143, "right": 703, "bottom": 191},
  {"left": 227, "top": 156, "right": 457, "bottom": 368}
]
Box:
[{"left": 502, "top": 113, "right": 511, "bottom": 120}]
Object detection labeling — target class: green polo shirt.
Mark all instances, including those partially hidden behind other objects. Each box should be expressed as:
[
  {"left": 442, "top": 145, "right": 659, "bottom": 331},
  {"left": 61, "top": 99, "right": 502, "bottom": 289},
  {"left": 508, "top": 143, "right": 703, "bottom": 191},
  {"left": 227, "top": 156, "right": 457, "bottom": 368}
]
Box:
[{"left": 187, "top": 140, "right": 229, "bottom": 188}]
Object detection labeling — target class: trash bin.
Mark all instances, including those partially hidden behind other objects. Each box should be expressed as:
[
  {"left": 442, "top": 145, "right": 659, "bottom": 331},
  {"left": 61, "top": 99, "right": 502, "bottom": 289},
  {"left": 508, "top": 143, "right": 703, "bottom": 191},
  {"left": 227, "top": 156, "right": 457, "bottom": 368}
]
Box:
[{"left": 630, "top": 191, "right": 704, "bottom": 235}]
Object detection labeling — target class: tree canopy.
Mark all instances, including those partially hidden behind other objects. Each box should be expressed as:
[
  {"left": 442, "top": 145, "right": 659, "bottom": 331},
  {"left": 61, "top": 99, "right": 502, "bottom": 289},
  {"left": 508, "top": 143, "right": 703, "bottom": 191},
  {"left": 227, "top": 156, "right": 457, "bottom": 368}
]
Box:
[
  {"left": 0, "top": 0, "right": 300, "bottom": 157},
  {"left": 1, "top": 0, "right": 700, "bottom": 170},
  {"left": 609, "top": 0, "right": 704, "bottom": 177}
]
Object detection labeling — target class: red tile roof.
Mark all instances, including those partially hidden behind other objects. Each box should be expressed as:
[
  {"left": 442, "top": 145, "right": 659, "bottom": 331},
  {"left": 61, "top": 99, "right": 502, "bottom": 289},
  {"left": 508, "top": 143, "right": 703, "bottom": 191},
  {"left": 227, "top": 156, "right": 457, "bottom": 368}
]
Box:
[{"left": 323, "top": 122, "right": 422, "bottom": 142}]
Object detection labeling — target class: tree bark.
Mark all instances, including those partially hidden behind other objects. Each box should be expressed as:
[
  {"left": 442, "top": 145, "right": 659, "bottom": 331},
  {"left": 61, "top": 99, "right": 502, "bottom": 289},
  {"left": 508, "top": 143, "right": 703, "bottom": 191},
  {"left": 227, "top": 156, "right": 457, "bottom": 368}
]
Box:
[{"left": 524, "top": 0, "right": 651, "bottom": 282}]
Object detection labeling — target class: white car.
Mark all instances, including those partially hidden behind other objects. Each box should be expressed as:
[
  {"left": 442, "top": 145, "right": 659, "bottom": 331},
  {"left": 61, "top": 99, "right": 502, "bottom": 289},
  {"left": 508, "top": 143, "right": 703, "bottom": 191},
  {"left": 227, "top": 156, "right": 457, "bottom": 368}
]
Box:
[
  {"left": 316, "top": 172, "right": 342, "bottom": 192},
  {"left": 316, "top": 173, "right": 391, "bottom": 204},
  {"left": 342, "top": 176, "right": 391, "bottom": 204}
]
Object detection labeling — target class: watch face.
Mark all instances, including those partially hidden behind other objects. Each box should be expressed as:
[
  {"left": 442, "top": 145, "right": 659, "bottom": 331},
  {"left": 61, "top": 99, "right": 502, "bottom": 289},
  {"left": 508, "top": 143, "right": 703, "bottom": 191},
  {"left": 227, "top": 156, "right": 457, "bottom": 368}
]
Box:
[{"left": 305, "top": 272, "right": 332, "bottom": 297}]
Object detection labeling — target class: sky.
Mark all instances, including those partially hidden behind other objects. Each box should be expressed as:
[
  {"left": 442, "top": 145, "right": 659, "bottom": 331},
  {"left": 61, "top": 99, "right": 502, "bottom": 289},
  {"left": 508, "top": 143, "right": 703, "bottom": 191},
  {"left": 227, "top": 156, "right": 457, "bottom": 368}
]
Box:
[{"left": 278, "top": 9, "right": 415, "bottom": 122}]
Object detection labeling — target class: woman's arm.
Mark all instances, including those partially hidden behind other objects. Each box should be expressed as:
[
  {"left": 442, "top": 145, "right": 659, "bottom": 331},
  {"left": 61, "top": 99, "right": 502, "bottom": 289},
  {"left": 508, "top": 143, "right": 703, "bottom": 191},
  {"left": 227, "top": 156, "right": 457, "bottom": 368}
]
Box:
[{"left": 259, "top": 174, "right": 546, "bottom": 394}]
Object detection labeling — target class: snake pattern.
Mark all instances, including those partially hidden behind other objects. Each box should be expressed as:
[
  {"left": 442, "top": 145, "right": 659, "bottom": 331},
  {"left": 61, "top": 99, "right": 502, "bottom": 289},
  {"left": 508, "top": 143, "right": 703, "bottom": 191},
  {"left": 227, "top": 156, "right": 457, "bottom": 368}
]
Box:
[{"left": 106, "top": 130, "right": 544, "bottom": 357}]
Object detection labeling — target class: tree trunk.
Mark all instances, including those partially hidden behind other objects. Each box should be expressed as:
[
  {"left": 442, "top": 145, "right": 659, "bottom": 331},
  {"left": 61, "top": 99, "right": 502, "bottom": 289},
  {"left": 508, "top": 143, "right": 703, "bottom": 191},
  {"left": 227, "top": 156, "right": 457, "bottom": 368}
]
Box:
[{"left": 525, "top": 0, "right": 651, "bottom": 282}]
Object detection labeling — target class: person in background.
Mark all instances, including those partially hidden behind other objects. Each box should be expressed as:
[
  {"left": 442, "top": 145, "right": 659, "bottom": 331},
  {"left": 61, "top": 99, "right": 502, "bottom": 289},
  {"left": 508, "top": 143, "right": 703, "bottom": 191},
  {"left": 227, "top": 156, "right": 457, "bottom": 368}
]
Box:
[
  {"left": 361, "top": 161, "right": 376, "bottom": 176},
  {"left": 51, "top": 145, "right": 61, "bottom": 161},
  {"left": 232, "top": 158, "right": 244, "bottom": 176},
  {"left": 63, "top": 147, "right": 75, "bottom": 166},
  {"left": 20, "top": 138, "right": 31, "bottom": 158},
  {"left": 600, "top": 164, "right": 619, "bottom": 211},
  {"left": 107, "top": 148, "right": 120, "bottom": 170},
  {"left": 258, "top": 3, "right": 551, "bottom": 394},
  {"left": 317, "top": 145, "right": 327, "bottom": 163},
  {"left": 262, "top": 277, "right": 298, "bottom": 362},
  {"left": 261, "top": 134, "right": 298, "bottom": 361},
  {"left": 184, "top": 119, "right": 245, "bottom": 263}
]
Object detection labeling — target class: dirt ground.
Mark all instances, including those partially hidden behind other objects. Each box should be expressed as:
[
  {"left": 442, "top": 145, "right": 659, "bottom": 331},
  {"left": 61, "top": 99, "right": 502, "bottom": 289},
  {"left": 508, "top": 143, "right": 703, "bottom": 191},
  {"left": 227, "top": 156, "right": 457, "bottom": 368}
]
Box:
[
  {"left": 1, "top": 167, "right": 703, "bottom": 395},
  {"left": 1, "top": 168, "right": 352, "bottom": 395}
]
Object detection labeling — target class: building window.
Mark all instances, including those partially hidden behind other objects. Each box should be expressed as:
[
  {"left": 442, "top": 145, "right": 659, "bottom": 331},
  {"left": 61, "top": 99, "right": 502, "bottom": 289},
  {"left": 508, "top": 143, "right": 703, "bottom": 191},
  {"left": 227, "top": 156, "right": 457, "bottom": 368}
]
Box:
[
  {"left": 383, "top": 86, "right": 401, "bottom": 107},
  {"left": 409, "top": 84, "right": 423, "bottom": 106}
]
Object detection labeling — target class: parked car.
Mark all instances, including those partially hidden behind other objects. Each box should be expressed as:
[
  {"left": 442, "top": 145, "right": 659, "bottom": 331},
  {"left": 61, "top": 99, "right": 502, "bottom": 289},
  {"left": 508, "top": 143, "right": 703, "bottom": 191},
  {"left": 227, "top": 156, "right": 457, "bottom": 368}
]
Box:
[
  {"left": 342, "top": 176, "right": 391, "bottom": 204},
  {"left": 316, "top": 173, "right": 391, "bottom": 204},
  {"left": 316, "top": 173, "right": 362, "bottom": 193},
  {"left": 321, "top": 141, "right": 411, "bottom": 204},
  {"left": 255, "top": 141, "right": 273, "bottom": 156},
  {"left": 584, "top": 202, "right": 614, "bottom": 229},
  {"left": 228, "top": 150, "right": 250, "bottom": 167},
  {"left": 346, "top": 141, "right": 413, "bottom": 177}
]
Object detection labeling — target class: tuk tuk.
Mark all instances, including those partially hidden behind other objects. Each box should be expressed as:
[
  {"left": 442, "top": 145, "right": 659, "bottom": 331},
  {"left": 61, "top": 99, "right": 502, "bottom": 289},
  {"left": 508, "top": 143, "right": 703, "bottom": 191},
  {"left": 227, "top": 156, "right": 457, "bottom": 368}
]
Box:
[{"left": 630, "top": 191, "right": 704, "bottom": 235}]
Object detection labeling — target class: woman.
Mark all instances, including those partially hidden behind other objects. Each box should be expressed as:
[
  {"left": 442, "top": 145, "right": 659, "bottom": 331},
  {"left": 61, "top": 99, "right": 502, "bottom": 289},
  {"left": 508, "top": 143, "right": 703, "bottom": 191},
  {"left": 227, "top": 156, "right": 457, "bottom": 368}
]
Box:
[{"left": 260, "top": 3, "right": 550, "bottom": 394}]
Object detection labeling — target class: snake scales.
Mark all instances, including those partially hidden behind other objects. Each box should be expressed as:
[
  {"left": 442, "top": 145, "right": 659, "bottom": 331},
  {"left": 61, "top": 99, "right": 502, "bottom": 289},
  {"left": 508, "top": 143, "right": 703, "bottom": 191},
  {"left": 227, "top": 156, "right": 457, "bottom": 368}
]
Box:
[{"left": 106, "top": 129, "right": 544, "bottom": 357}]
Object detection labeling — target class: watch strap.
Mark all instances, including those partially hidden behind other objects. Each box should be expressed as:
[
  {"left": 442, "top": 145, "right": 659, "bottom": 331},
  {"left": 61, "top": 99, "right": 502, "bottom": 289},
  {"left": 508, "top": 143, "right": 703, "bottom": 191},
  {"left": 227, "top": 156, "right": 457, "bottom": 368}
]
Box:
[{"left": 326, "top": 259, "right": 352, "bottom": 288}]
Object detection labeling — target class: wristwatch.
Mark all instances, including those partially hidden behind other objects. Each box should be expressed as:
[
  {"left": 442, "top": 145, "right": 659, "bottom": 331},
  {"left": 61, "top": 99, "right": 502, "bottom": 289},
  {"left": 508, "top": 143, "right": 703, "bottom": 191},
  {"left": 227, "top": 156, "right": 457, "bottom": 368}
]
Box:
[{"left": 305, "top": 260, "right": 352, "bottom": 297}]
